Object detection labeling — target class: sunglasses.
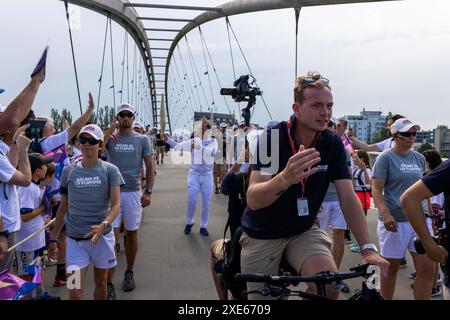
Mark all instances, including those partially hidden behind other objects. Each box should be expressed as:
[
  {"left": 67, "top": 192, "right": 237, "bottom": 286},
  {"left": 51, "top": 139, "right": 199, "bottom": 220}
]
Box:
[
  {"left": 398, "top": 131, "right": 417, "bottom": 138},
  {"left": 118, "top": 112, "right": 134, "bottom": 118},
  {"left": 79, "top": 136, "right": 101, "bottom": 145},
  {"left": 302, "top": 76, "right": 330, "bottom": 85}
]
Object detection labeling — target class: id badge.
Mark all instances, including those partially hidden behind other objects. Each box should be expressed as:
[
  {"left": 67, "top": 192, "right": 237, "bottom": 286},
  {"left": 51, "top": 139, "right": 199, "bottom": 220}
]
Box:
[{"left": 297, "top": 198, "right": 309, "bottom": 217}]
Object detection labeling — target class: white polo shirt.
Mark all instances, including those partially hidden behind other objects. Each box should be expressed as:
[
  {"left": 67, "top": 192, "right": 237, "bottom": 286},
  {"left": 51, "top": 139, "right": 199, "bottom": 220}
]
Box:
[{"left": 0, "top": 144, "right": 20, "bottom": 233}]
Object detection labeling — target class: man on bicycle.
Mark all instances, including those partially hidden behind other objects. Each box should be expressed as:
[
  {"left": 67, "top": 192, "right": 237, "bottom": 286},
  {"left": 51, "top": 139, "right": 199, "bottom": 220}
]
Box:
[{"left": 240, "top": 71, "right": 389, "bottom": 300}]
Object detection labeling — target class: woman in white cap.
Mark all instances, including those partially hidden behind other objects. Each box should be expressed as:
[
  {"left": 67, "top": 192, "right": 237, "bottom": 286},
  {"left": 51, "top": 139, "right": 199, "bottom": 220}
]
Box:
[
  {"left": 49, "top": 124, "right": 124, "bottom": 300},
  {"left": 372, "top": 118, "right": 435, "bottom": 299}
]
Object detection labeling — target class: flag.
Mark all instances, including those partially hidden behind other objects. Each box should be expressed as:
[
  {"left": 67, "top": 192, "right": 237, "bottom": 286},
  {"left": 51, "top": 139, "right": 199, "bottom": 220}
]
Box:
[
  {"left": 0, "top": 270, "right": 28, "bottom": 300},
  {"left": 341, "top": 134, "right": 356, "bottom": 155},
  {"left": 0, "top": 257, "right": 42, "bottom": 300},
  {"left": 44, "top": 144, "right": 68, "bottom": 180},
  {"left": 13, "top": 257, "right": 43, "bottom": 300}
]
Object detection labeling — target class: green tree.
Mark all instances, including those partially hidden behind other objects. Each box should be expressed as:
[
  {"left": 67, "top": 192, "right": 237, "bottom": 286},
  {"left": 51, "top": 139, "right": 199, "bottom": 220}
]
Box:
[
  {"left": 441, "top": 151, "right": 449, "bottom": 159},
  {"left": 51, "top": 108, "right": 73, "bottom": 132},
  {"left": 418, "top": 142, "right": 433, "bottom": 154}
]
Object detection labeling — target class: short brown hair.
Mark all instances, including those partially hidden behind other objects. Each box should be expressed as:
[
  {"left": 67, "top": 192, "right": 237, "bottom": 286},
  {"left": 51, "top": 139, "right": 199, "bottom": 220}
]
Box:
[
  {"left": 294, "top": 71, "right": 331, "bottom": 104},
  {"left": 46, "top": 163, "right": 56, "bottom": 178}
]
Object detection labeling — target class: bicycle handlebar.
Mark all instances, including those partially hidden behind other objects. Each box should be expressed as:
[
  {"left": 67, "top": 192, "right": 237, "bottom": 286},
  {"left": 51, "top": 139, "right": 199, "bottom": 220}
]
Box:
[{"left": 235, "top": 263, "right": 373, "bottom": 286}]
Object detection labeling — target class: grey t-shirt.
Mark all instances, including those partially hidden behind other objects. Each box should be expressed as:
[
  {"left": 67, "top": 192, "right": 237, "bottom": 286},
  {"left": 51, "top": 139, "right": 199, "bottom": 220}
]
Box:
[
  {"left": 372, "top": 149, "right": 426, "bottom": 222},
  {"left": 61, "top": 160, "right": 124, "bottom": 239},
  {"left": 323, "top": 149, "right": 352, "bottom": 202},
  {"left": 107, "top": 131, "right": 154, "bottom": 192}
]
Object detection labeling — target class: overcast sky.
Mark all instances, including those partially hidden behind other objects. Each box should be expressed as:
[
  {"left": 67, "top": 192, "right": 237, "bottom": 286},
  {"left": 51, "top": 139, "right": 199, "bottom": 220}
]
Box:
[{"left": 1, "top": 0, "right": 450, "bottom": 131}]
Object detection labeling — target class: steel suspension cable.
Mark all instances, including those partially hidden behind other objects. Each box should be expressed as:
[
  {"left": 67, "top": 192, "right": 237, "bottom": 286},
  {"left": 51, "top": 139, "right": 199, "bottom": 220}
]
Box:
[
  {"left": 198, "top": 26, "right": 216, "bottom": 114},
  {"left": 96, "top": 15, "right": 109, "bottom": 119},
  {"left": 109, "top": 15, "right": 116, "bottom": 108},
  {"left": 63, "top": 0, "right": 83, "bottom": 115},
  {"left": 198, "top": 27, "right": 232, "bottom": 115},
  {"left": 119, "top": 27, "right": 128, "bottom": 103},
  {"left": 172, "top": 55, "right": 196, "bottom": 116},
  {"left": 176, "top": 45, "right": 201, "bottom": 111},
  {"left": 185, "top": 36, "right": 209, "bottom": 112},
  {"left": 227, "top": 18, "right": 272, "bottom": 120},
  {"left": 225, "top": 17, "right": 241, "bottom": 119}
]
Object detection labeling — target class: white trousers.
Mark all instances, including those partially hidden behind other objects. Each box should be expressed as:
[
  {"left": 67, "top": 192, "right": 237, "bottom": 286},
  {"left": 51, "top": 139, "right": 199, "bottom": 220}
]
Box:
[{"left": 186, "top": 173, "right": 213, "bottom": 228}]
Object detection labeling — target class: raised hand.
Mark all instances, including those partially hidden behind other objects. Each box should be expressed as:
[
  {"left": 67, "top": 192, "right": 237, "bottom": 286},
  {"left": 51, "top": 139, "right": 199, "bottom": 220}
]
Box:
[{"left": 281, "top": 145, "right": 321, "bottom": 186}]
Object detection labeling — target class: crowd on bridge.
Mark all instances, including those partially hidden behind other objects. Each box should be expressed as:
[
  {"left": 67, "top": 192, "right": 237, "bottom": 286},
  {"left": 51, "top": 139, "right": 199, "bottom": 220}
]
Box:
[{"left": 1, "top": 49, "right": 449, "bottom": 301}]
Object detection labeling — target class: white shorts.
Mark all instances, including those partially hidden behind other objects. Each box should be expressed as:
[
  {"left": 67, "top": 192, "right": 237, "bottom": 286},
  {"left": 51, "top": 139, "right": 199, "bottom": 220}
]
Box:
[
  {"left": 67, "top": 231, "right": 117, "bottom": 270},
  {"left": 377, "top": 218, "right": 433, "bottom": 259},
  {"left": 317, "top": 201, "right": 347, "bottom": 232},
  {"left": 112, "top": 191, "right": 143, "bottom": 231}
]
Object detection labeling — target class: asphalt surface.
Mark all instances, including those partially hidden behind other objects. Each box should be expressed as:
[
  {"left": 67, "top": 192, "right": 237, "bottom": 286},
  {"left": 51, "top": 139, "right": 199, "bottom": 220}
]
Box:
[{"left": 42, "top": 151, "right": 443, "bottom": 300}]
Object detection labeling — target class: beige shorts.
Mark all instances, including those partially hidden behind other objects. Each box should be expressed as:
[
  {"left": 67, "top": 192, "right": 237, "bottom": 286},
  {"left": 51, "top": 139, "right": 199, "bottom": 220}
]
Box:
[
  {"left": 214, "top": 163, "right": 227, "bottom": 175},
  {"left": 240, "top": 224, "right": 333, "bottom": 300},
  {"left": 156, "top": 145, "right": 165, "bottom": 153}
]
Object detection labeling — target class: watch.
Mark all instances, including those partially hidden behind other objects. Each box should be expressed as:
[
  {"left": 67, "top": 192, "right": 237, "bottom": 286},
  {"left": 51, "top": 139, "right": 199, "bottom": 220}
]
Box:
[
  {"left": 360, "top": 243, "right": 379, "bottom": 253},
  {"left": 144, "top": 187, "right": 152, "bottom": 195},
  {"left": 0, "top": 230, "right": 10, "bottom": 239},
  {"left": 102, "top": 221, "right": 111, "bottom": 230}
]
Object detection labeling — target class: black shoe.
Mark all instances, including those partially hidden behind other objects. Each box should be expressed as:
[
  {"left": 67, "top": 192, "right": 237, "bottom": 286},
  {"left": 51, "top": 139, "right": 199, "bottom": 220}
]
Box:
[
  {"left": 107, "top": 282, "right": 116, "bottom": 300},
  {"left": 122, "top": 271, "right": 136, "bottom": 292},
  {"left": 344, "top": 229, "right": 352, "bottom": 242},
  {"left": 200, "top": 228, "right": 209, "bottom": 236},
  {"left": 184, "top": 223, "right": 194, "bottom": 235},
  {"left": 215, "top": 187, "right": 220, "bottom": 194}
]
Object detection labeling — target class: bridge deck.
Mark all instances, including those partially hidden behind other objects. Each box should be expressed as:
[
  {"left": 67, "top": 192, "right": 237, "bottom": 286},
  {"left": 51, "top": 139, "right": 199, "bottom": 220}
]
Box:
[{"left": 43, "top": 151, "right": 438, "bottom": 300}]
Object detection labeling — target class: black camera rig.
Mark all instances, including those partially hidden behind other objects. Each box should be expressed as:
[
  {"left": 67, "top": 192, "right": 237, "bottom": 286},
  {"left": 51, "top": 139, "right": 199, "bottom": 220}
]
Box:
[{"left": 220, "top": 75, "right": 262, "bottom": 127}]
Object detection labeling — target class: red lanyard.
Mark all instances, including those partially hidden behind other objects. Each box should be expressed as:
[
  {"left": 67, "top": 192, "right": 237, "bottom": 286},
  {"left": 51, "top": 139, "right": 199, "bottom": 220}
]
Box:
[{"left": 286, "top": 117, "right": 308, "bottom": 198}]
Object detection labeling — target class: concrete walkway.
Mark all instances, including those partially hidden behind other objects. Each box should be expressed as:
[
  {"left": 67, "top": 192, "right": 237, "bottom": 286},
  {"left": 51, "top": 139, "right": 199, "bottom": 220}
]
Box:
[{"left": 43, "top": 151, "right": 443, "bottom": 300}]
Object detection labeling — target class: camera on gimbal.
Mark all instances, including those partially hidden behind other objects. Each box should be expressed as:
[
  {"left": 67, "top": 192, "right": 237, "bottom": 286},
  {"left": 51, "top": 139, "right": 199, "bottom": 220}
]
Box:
[
  {"left": 220, "top": 75, "right": 262, "bottom": 103},
  {"left": 413, "top": 228, "right": 449, "bottom": 255},
  {"left": 220, "top": 75, "right": 262, "bottom": 127}
]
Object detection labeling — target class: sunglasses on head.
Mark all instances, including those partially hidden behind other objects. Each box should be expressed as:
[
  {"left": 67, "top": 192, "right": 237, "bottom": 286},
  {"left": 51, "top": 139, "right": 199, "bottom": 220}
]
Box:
[
  {"left": 302, "top": 76, "right": 330, "bottom": 85},
  {"left": 398, "top": 131, "right": 417, "bottom": 138},
  {"left": 79, "top": 136, "right": 101, "bottom": 145},
  {"left": 118, "top": 112, "right": 134, "bottom": 118}
]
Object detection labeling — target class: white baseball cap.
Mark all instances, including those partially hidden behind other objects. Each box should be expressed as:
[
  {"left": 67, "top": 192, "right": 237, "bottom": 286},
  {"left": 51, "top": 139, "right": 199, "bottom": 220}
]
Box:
[
  {"left": 116, "top": 103, "right": 135, "bottom": 116},
  {"left": 78, "top": 124, "right": 104, "bottom": 141},
  {"left": 391, "top": 118, "right": 421, "bottom": 135},
  {"left": 239, "top": 120, "right": 245, "bottom": 126},
  {"left": 133, "top": 121, "right": 143, "bottom": 129},
  {"left": 220, "top": 122, "right": 227, "bottom": 128}
]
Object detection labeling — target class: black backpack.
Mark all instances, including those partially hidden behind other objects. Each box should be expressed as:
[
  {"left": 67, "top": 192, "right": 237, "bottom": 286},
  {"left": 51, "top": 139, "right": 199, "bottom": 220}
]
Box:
[{"left": 220, "top": 227, "right": 247, "bottom": 300}]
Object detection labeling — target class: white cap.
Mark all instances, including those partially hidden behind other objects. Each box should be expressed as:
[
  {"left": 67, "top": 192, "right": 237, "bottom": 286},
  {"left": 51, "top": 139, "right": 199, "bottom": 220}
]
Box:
[
  {"left": 391, "top": 118, "right": 421, "bottom": 134},
  {"left": 239, "top": 120, "right": 245, "bottom": 126},
  {"left": 329, "top": 116, "right": 337, "bottom": 124},
  {"left": 116, "top": 103, "right": 135, "bottom": 115},
  {"left": 133, "top": 121, "right": 143, "bottom": 129},
  {"left": 232, "top": 125, "right": 238, "bottom": 130},
  {"left": 78, "top": 124, "right": 104, "bottom": 141},
  {"left": 220, "top": 122, "right": 227, "bottom": 128}
]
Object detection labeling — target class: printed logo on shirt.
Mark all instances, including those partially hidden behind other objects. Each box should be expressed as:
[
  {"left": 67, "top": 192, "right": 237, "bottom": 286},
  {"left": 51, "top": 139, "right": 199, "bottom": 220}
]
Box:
[
  {"left": 399, "top": 163, "right": 422, "bottom": 174},
  {"left": 74, "top": 176, "right": 102, "bottom": 188},
  {"left": 316, "top": 165, "right": 328, "bottom": 172},
  {"left": 114, "top": 144, "right": 135, "bottom": 152}
]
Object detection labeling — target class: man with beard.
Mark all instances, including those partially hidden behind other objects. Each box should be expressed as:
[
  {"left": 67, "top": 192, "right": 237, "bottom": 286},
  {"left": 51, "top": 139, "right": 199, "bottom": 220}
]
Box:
[{"left": 103, "top": 103, "right": 155, "bottom": 299}]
